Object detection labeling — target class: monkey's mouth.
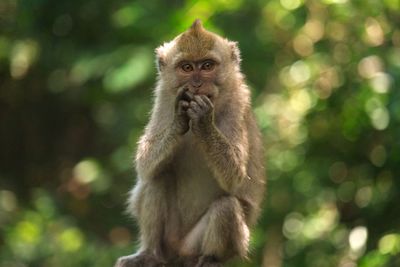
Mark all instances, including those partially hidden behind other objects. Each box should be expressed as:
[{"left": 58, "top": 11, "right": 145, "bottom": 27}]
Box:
[
  {"left": 181, "top": 87, "right": 215, "bottom": 101},
  {"left": 193, "top": 89, "right": 217, "bottom": 102}
]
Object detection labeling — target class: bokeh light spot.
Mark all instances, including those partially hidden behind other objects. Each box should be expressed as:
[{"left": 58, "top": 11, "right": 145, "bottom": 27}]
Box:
[
  {"left": 112, "top": 5, "right": 142, "bottom": 28},
  {"left": 369, "top": 72, "right": 392, "bottom": 94},
  {"left": 0, "top": 190, "right": 17, "bottom": 212},
  {"left": 304, "top": 19, "right": 324, "bottom": 42},
  {"left": 355, "top": 186, "right": 373, "bottom": 208},
  {"left": 363, "top": 17, "right": 384, "bottom": 47},
  {"left": 369, "top": 145, "right": 387, "bottom": 167},
  {"left": 349, "top": 226, "right": 368, "bottom": 254},
  {"left": 280, "top": 0, "right": 303, "bottom": 10},
  {"left": 293, "top": 34, "right": 314, "bottom": 57},
  {"left": 15, "top": 221, "right": 40, "bottom": 244},
  {"left": 103, "top": 49, "right": 152, "bottom": 93},
  {"left": 73, "top": 159, "right": 101, "bottom": 184},
  {"left": 358, "top": 55, "right": 383, "bottom": 79},
  {"left": 58, "top": 228, "right": 84, "bottom": 252},
  {"left": 283, "top": 212, "right": 304, "bottom": 239},
  {"left": 370, "top": 107, "right": 390, "bottom": 130},
  {"left": 10, "top": 40, "right": 39, "bottom": 79},
  {"left": 378, "top": 234, "right": 400, "bottom": 255}
]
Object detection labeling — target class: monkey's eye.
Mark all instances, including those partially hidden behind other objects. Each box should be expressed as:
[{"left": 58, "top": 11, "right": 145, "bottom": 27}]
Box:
[
  {"left": 181, "top": 63, "right": 194, "bottom": 72},
  {"left": 201, "top": 61, "right": 215, "bottom": 71}
]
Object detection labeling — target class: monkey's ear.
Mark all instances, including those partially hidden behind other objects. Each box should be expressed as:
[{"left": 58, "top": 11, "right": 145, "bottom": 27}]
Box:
[
  {"left": 155, "top": 41, "right": 175, "bottom": 72},
  {"left": 156, "top": 56, "right": 166, "bottom": 73},
  {"left": 229, "top": 41, "right": 241, "bottom": 64},
  {"left": 155, "top": 46, "right": 166, "bottom": 72}
]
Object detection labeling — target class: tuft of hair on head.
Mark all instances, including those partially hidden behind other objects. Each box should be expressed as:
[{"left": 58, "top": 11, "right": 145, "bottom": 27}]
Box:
[
  {"left": 190, "top": 19, "right": 204, "bottom": 33},
  {"left": 186, "top": 18, "right": 209, "bottom": 40},
  {"left": 177, "top": 19, "right": 215, "bottom": 57}
]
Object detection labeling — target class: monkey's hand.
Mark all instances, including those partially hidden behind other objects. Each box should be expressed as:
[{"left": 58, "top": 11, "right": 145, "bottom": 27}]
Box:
[
  {"left": 187, "top": 95, "right": 215, "bottom": 136},
  {"left": 173, "top": 88, "right": 193, "bottom": 135}
]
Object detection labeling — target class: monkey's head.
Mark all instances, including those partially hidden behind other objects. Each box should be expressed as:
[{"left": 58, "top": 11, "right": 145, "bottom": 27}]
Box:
[{"left": 156, "top": 19, "right": 242, "bottom": 101}]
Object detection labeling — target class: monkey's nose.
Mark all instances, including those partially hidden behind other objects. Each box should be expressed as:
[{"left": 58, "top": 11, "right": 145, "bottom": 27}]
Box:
[{"left": 191, "top": 81, "right": 203, "bottom": 88}]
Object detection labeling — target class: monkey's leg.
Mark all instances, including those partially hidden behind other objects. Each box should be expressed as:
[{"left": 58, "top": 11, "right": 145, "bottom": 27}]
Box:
[
  {"left": 115, "top": 181, "right": 168, "bottom": 267},
  {"left": 180, "top": 196, "right": 250, "bottom": 267}
]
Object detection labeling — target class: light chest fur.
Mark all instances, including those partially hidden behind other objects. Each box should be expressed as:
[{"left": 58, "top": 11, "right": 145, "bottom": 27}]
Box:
[{"left": 171, "top": 131, "right": 224, "bottom": 229}]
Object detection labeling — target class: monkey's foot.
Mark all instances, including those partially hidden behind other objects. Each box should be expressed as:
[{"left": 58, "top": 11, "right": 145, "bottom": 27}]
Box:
[
  {"left": 195, "top": 256, "right": 223, "bottom": 267},
  {"left": 114, "top": 254, "right": 165, "bottom": 267}
]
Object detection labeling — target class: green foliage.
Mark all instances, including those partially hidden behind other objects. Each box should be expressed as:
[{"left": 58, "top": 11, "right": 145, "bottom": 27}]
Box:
[{"left": 0, "top": 0, "right": 399, "bottom": 266}]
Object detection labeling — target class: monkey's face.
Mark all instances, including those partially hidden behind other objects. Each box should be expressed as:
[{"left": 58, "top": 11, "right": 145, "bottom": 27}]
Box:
[
  {"left": 174, "top": 58, "right": 220, "bottom": 100},
  {"left": 156, "top": 20, "right": 241, "bottom": 102}
]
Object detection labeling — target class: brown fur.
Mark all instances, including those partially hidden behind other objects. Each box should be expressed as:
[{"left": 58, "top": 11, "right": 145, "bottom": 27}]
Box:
[
  {"left": 114, "top": 20, "right": 266, "bottom": 267},
  {"left": 177, "top": 19, "right": 215, "bottom": 59}
]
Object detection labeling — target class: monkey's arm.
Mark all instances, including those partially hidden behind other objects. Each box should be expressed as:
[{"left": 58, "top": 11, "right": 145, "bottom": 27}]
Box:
[
  {"left": 135, "top": 127, "right": 181, "bottom": 180},
  {"left": 136, "top": 89, "right": 191, "bottom": 180},
  {"left": 201, "top": 127, "right": 248, "bottom": 192},
  {"left": 188, "top": 95, "right": 249, "bottom": 193}
]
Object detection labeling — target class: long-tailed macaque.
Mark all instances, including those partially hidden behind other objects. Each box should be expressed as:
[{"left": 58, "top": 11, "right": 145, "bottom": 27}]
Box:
[{"left": 115, "top": 20, "right": 266, "bottom": 267}]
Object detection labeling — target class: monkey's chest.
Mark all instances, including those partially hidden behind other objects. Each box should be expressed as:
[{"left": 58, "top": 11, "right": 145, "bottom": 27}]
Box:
[{"left": 172, "top": 137, "right": 223, "bottom": 226}]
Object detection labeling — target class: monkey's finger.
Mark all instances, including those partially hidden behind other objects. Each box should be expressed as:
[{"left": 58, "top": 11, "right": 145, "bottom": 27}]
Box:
[
  {"left": 176, "top": 87, "right": 189, "bottom": 101},
  {"left": 178, "top": 86, "right": 188, "bottom": 95},
  {"left": 182, "top": 93, "right": 191, "bottom": 102},
  {"left": 182, "top": 90, "right": 194, "bottom": 102},
  {"left": 187, "top": 108, "right": 197, "bottom": 119},
  {"left": 189, "top": 102, "right": 202, "bottom": 117},
  {"left": 193, "top": 95, "right": 207, "bottom": 109},
  {"left": 175, "top": 88, "right": 189, "bottom": 110},
  {"left": 179, "top": 100, "right": 190, "bottom": 111},
  {"left": 180, "top": 100, "right": 189, "bottom": 107},
  {"left": 189, "top": 101, "right": 201, "bottom": 112},
  {"left": 200, "top": 95, "right": 214, "bottom": 109}
]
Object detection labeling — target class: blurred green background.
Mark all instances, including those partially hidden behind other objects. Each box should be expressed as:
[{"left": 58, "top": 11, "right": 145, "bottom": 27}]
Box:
[{"left": 1, "top": 0, "right": 400, "bottom": 266}]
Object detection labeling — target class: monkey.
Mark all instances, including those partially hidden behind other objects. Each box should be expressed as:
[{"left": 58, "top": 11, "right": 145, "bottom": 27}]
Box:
[{"left": 114, "top": 19, "right": 266, "bottom": 267}]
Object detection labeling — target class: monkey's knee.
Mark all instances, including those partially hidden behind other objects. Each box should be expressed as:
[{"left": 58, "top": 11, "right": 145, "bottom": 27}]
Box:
[
  {"left": 202, "top": 196, "right": 250, "bottom": 260},
  {"left": 127, "top": 181, "right": 145, "bottom": 218},
  {"left": 128, "top": 181, "right": 167, "bottom": 218},
  {"left": 128, "top": 181, "right": 168, "bottom": 253}
]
